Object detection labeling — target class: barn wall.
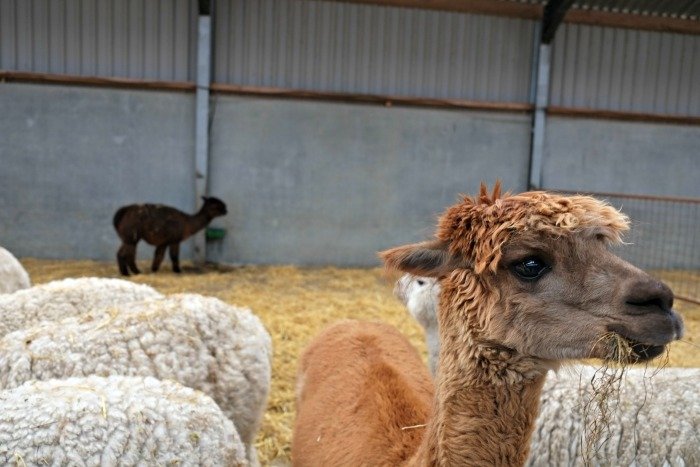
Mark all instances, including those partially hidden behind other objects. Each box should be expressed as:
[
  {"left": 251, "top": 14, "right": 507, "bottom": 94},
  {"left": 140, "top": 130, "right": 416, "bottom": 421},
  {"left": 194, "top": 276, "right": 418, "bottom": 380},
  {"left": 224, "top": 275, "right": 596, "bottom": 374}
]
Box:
[
  {"left": 0, "top": 82, "right": 195, "bottom": 261},
  {"left": 542, "top": 117, "right": 700, "bottom": 197},
  {"left": 543, "top": 116, "right": 700, "bottom": 269},
  {"left": 206, "top": 96, "right": 531, "bottom": 265},
  {"left": 1, "top": 82, "right": 698, "bottom": 266},
  {"left": 0, "top": 0, "right": 699, "bottom": 268}
]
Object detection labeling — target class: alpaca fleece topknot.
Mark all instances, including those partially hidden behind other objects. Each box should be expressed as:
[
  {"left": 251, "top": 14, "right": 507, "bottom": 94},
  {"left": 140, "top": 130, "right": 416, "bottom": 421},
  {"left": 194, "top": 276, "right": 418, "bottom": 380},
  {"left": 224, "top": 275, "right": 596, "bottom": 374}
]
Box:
[{"left": 437, "top": 183, "right": 630, "bottom": 274}]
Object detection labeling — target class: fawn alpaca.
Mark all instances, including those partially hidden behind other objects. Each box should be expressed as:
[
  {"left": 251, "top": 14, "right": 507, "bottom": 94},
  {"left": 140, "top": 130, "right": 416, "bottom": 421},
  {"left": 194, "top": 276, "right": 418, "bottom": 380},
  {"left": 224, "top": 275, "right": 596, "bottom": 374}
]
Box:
[
  {"left": 292, "top": 184, "right": 683, "bottom": 466},
  {"left": 113, "top": 196, "right": 227, "bottom": 275}
]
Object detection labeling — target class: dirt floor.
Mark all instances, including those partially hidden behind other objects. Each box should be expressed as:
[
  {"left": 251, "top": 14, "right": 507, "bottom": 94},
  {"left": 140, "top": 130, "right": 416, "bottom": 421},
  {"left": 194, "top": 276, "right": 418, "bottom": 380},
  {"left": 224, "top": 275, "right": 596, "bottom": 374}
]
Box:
[{"left": 20, "top": 259, "right": 700, "bottom": 466}]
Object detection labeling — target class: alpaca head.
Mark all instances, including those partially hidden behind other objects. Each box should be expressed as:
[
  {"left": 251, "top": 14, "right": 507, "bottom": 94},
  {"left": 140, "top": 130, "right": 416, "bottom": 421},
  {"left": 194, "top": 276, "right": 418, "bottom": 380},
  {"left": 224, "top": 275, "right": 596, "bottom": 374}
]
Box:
[
  {"left": 381, "top": 183, "right": 683, "bottom": 365},
  {"left": 201, "top": 196, "right": 228, "bottom": 218}
]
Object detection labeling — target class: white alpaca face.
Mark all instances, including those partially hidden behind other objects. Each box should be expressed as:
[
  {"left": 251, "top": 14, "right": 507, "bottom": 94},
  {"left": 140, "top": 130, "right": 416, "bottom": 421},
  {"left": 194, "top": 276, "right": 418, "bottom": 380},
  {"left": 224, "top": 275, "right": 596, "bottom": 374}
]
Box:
[{"left": 394, "top": 274, "right": 439, "bottom": 329}]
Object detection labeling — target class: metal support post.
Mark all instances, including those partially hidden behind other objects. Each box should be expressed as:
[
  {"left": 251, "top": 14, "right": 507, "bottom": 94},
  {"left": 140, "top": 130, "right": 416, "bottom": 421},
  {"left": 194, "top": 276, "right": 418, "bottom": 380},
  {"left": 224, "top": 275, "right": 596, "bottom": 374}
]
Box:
[{"left": 193, "top": 14, "right": 211, "bottom": 266}]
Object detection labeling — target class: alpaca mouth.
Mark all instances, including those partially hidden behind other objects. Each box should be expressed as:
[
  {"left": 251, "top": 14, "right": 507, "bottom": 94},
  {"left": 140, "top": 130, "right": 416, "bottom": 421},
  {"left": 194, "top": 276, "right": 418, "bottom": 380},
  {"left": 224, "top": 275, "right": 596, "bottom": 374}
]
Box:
[
  {"left": 624, "top": 338, "right": 665, "bottom": 362},
  {"left": 611, "top": 335, "right": 666, "bottom": 362}
]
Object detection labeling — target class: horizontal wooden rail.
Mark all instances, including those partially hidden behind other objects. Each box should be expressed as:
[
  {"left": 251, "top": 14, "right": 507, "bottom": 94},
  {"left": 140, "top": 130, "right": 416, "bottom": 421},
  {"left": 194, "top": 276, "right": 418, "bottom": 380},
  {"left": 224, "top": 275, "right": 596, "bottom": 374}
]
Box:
[
  {"left": 553, "top": 189, "right": 700, "bottom": 205},
  {"left": 548, "top": 106, "right": 700, "bottom": 126},
  {"left": 3, "top": 71, "right": 699, "bottom": 125},
  {"left": 676, "top": 295, "right": 700, "bottom": 306},
  {"left": 0, "top": 71, "right": 195, "bottom": 92},
  {"left": 209, "top": 83, "right": 534, "bottom": 113}
]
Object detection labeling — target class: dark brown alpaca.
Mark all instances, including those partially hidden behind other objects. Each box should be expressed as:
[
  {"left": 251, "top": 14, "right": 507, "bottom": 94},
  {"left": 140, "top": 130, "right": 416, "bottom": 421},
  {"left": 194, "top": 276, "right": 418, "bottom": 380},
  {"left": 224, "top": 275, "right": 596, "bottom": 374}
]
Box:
[{"left": 113, "top": 196, "right": 227, "bottom": 276}]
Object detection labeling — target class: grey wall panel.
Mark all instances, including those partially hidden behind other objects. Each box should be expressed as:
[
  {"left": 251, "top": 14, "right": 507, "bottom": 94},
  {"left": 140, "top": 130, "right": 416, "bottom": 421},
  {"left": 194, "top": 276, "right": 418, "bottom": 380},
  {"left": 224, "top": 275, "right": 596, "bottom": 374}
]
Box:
[
  {"left": 214, "top": 0, "right": 536, "bottom": 102},
  {"left": 542, "top": 116, "right": 700, "bottom": 198},
  {"left": 207, "top": 96, "right": 531, "bottom": 266},
  {"left": 0, "top": 83, "right": 195, "bottom": 261},
  {"left": 0, "top": 0, "right": 197, "bottom": 81},
  {"left": 543, "top": 116, "right": 700, "bottom": 270},
  {"left": 550, "top": 23, "right": 700, "bottom": 116}
]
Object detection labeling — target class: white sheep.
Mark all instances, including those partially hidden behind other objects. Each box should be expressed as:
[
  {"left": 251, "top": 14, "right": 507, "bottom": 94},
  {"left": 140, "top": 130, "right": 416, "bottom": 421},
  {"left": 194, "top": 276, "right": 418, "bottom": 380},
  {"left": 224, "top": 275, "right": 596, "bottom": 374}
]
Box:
[
  {"left": 0, "top": 293, "right": 272, "bottom": 466},
  {"left": 0, "top": 246, "right": 30, "bottom": 294},
  {"left": 0, "top": 375, "right": 247, "bottom": 466},
  {"left": 0, "top": 277, "right": 162, "bottom": 337},
  {"left": 395, "top": 273, "right": 700, "bottom": 466}
]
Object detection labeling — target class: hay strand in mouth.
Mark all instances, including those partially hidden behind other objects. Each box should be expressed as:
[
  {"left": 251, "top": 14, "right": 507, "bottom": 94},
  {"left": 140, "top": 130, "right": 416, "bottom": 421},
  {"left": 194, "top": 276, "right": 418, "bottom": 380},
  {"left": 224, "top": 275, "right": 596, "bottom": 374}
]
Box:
[
  {"left": 580, "top": 333, "right": 632, "bottom": 465},
  {"left": 580, "top": 333, "right": 671, "bottom": 466}
]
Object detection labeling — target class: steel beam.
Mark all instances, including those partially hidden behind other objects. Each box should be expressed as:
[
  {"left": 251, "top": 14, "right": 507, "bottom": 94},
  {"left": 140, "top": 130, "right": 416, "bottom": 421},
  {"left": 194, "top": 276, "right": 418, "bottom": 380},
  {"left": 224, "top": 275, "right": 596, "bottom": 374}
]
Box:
[{"left": 193, "top": 14, "right": 212, "bottom": 266}]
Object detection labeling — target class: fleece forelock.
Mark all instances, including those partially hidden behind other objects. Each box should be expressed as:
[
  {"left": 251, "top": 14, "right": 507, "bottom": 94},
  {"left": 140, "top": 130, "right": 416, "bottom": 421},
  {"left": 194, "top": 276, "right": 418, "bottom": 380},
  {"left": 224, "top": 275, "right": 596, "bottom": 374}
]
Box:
[{"left": 436, "top": 183, "right": 630, "bottom": 274}]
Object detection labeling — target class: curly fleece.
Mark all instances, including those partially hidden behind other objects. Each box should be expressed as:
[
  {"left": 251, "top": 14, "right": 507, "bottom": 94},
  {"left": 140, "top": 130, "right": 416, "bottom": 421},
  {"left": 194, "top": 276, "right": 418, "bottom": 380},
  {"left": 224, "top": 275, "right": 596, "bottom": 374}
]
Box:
[
  {"left": 529, "top": 366, "right": 700, "bottom": 466},
  {"left": 0, "top": 375, "right": 246, "bottom": 466},
  {"left": 0, "top": 246, "right": 30, "bottom": 294},
  {"left": 0, "top": 277, "right": 162, "bottom": 337},
  {"left": 437, "top": 183, "right": 630, "bottom": 273},
  {"left": 0, "top": 293, "right": 272, "bottom": 463}
]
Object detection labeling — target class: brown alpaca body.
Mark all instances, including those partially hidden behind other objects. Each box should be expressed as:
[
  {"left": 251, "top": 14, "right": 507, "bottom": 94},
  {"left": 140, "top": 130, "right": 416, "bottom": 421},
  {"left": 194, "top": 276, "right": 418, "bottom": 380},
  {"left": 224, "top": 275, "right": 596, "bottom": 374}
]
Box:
[
  {"left": 293, "top": 321, "right": 433, "bottom": 466},
  {"left": 292, "top": 184, "right": 683, "bottom": 466},
  {"left": 113, "top": 197, "right": 227, "bottom": 275}
]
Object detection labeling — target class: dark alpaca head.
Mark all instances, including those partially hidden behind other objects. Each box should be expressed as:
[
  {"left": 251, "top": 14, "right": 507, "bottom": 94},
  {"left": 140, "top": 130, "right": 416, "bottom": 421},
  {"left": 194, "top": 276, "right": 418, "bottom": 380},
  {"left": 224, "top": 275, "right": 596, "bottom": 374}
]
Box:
[{"left": 201, "top": 196, "right": 228, "bottom": 218}]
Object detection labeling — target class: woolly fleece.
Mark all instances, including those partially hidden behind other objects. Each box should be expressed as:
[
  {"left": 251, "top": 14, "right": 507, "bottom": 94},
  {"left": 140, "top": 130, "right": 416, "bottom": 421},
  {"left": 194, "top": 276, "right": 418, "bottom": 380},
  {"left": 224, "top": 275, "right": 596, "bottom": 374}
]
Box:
[
  {"left": 0, "top": 247, "right": 30, "bottom": 294},
  {"left": 0, "top": 293, "right": 272, "bottom": 463},
  {"left": 529, "top": 366, "right": 700, "bottom": 466},
  {"left": 0, "top": 375, "right": 246, "bottom": 466},
  {"left": 0, "top": 277, "right": 162, "bottom": 337}
]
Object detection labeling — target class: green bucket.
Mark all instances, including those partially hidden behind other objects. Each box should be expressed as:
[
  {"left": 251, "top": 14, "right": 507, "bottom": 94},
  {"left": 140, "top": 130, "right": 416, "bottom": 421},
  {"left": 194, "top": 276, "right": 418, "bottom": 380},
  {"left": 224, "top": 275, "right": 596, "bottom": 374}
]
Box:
[{"left": 206, "top": 227, "right": 227, "bottom": 240}]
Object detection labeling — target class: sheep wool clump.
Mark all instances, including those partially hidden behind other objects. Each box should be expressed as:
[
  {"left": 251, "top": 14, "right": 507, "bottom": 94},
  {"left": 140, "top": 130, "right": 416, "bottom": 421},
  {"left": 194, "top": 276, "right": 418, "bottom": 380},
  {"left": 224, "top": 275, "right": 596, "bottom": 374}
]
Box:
[
  {"left": 0, "top": 246, "right": 30, "bottom": 294},
  {"left": 0, "top": 277, "right": 163, "bottom": 337},
  {"left": 0, "top": 375, "right": 247, "bottom": 466},
  {"left": 529, "top": 366, "right": 700, "bottom": 466},
  {"left": 0, "top": 293, "right": 272, "bottom": 466}
]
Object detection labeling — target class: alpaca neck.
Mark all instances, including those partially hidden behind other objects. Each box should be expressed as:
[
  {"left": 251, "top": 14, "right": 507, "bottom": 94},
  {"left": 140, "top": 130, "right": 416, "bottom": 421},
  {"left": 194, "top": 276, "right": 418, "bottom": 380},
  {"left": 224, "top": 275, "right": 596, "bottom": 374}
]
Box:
[
  {"left": 410, "top": 277, "right": 550, "bottom": 466},
  {"left": 184, "top": 209, "right": 213, "bottom": 239}
]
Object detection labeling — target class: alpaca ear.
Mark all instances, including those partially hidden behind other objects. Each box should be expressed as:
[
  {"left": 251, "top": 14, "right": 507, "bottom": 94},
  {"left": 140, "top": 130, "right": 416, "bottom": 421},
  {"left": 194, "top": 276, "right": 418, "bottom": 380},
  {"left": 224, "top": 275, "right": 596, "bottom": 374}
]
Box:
[{"left": 379, "top": 240, "right": 469, "bottom": 278}]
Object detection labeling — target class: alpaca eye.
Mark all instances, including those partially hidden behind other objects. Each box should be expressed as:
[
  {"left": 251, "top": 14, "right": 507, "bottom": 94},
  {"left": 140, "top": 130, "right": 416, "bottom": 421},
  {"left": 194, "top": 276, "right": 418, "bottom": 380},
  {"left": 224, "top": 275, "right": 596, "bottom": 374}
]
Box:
[
  {"left": 512, "top": 258, "right": 550, "bottom": 281},
  {"left": 417, "top": 280, "right": 425, "bottom": 286}
]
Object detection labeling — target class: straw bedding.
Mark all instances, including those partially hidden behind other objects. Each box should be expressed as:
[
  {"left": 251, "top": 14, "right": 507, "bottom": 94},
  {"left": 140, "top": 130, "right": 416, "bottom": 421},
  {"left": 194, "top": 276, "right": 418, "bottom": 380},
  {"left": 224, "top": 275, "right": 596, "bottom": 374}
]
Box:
[{"left": 19, "top": 259, "right": 700, "bottom": 466}]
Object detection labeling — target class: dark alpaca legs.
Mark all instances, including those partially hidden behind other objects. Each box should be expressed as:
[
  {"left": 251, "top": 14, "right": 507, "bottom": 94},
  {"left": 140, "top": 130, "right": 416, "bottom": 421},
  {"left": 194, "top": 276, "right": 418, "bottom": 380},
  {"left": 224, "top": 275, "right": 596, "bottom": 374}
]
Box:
[
  {"left": 117, "top": 243, "right": 140, "bottom": 276},
  {"left": 152, "top": 245, "right": 167, "bottom": 272},
  {"left": 126, "top": 244, "right": 140, "bottom": 275},
  {"left": 169, "top": 243, "right": 181, "bottom": 273},
  {"left": 116, "top": 244, "right": 130, "bottom": 276}
]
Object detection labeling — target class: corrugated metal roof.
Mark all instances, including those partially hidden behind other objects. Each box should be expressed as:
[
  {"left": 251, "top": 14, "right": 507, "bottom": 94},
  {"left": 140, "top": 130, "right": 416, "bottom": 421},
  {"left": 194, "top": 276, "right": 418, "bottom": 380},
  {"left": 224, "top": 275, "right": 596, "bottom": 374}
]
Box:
[
  {"left": 501, "top": 0, "right": 700, "bottom": 20},
  {"left": 550, "top": 22, "right": 700, "bottom": 115},
  {"left": 214, "top": 0, "right": 536, "bottom": 102},
  {"left": 0, "top": 0, "right": 198, "bottom": 81}
]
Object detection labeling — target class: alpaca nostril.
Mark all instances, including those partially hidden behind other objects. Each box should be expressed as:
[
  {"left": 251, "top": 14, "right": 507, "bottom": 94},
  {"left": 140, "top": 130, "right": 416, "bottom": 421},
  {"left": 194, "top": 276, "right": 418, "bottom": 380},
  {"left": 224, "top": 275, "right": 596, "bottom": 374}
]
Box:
[
  {"left": 624, "top": 279, "right": 674, "bottom": 315},
  {"left": 626, "top": 297, "right": 666, "bottom": 310}
]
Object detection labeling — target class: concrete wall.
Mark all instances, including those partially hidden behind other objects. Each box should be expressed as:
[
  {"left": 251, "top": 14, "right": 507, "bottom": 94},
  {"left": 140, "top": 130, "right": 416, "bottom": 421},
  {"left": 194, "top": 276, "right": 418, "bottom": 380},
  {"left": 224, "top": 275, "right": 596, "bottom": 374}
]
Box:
[
  {"left": 543, "top": 117, "right": 700, "bottom": 197},
  {"left": 0, "top": 83, "right": 195, "bottom": 262},
  {"left": 207, "top": 96, "right": 531, "bottom": 265},
  {"left": 543, "top": 116, "right": 700, "bottom": 269},
  {"left": 1, "top": 83, "right": 698, "bottom": 268}
]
